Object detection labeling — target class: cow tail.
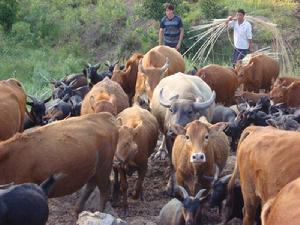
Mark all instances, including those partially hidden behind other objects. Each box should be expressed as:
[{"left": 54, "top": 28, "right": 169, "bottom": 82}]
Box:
[{"left": 261, "top": 198, "right": 275, "bottom": 225}]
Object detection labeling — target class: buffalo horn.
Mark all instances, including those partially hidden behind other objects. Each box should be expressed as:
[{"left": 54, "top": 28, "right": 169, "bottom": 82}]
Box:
[
  {"left": 193, "top": 91, "right": 216, "bottom": 110},
  {"left": 159, "top": 88, "right": 179, "bottom": 108}
]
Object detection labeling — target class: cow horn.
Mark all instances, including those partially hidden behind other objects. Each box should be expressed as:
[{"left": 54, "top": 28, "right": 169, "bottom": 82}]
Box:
[
  {"left": 94, "top": 63, "right": 100, "bottom": 70},
  {"left": 159, "top": 88, "right": 179, "bottom": 108},
  {"left": 195, "top": 188, "right": 207, "bottom": 200},
  {"left": 85, "top": 63, "right": 91, "bottom": 68},
  {"left": 27, "top": 95, "right": 37, "bottom": 104},
  {"left": 160, "top": 57, "right": 169, "bottom": 72},
  {"left": 193, "top": 91, "right": 216, "bottom": 111},
  {"left": 176, "top": 185, "right": 189, "bottom": 199},
  {"left": 213, "top": 165, "right": 220, "bottom": 184}
]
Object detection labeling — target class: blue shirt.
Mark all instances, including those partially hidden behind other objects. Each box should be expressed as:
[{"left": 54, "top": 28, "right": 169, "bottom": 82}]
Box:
[{"left": 160, "top": 15, "right": 183, "bottom": 48}]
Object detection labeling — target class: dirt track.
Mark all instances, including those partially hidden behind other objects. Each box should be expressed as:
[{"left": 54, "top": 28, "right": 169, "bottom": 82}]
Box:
[{"left": 47, "top": 143, "right": 241, "bottom": 225}]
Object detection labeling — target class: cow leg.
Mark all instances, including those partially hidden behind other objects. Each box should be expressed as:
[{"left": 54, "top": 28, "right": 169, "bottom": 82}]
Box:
[
  {"left": 166, "top": 166, "right": 176, "bottom": 196},
  {"left": 75, "top": 178, "right": 96, "bottom": 215},
  {"left": 243, "top": 194, "right": 260, "bottom": 225},
  {"left": 132, "top": 167, "right": 146, "bottom": 200},
  {"left": 119, "top": 168, "right": 129, "bottom": 217},
  {"left": 154, "top": 135, "right": 168, "bottom": 160},
  {"left": 111, "top": 167, "right": 120, "bottom": 207}
]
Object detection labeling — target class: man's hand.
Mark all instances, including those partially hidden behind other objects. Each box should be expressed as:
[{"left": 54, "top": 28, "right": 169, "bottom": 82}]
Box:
[
  {"left": 227, "top": 16, "right": 233, "bottom": 21},
  {"left": 176, "top": 43, "right": 181, "bottom": 51}
]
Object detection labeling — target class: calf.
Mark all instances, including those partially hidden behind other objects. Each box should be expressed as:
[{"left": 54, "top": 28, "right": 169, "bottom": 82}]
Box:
[
  {"left": 159, "top": 186, "right": 207, "bottom": 225},
  {"left": 112, "top": 106, "right": 159, "bottom": 216},
  {"left": 172, "top": 120, "right": 229, "bottom": 196},
  {"left": 0, "top": 175, "right": 58, "bottom": 225},
  {"left": 112, "top": 53, "right": 143, "bottom": 104}
]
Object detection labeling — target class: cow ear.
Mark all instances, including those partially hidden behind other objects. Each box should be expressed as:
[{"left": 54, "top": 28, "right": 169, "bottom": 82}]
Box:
[
  {"left": 113, "top": 64, "right": 120, "bottom": 71},
  {"left": 172, "top": 124, "right": 186, "bottom": 136},
  {"left": 124, "top": 65, "right": 131, "bottom": 74},
  {"left": 116, "top": 117, "right": 123, "bottom": 126},
  {"left": 210, "top": 122, "right": 228, "bottom": 133}
]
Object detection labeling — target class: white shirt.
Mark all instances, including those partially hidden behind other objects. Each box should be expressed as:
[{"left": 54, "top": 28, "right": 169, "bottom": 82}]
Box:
[{"left": 228, "top": 20, "right": 252, "bottom": 49}]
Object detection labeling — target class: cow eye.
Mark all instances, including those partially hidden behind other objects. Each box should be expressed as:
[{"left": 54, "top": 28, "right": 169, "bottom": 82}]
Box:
[
  {"left": 204, "top": 134, "right": 209, "bottom": 140},
  {"left": 185, "top": 134, "right": 190, "bottom": 140},
  {"left": 169, "top": 107, "right": 173, "bottom": 113}
]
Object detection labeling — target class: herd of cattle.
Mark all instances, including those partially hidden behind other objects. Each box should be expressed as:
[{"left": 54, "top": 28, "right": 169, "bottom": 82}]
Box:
[{"left": 1, "top": 45, "right": 300, "bottom": 225}]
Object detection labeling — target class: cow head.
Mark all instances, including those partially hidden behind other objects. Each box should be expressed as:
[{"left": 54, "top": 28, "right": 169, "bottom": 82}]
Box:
[
  {"left": 267, "top": 114, "right": 300, "bottom": 131},
  {"left": 174, "top": 120, "right": 225, "bottom": 166},
  {"left": 26, "top": 95, "right": 51, "bottom": 125},
  {"left": 269, "top": 81, "right": 298, "bottom": 104},
  {"left": 159, "top": 88, "right": 216, "bottom": 131},
  {"left": 114, "top": 119, "right": 140, "bottom": 168},
  {"left": 89, "top": 92, "right": 117, "bottom": 116},
  {"left": 209, "top": 174, "right": 232, "bottom": 211},
  {"left": 235, "top": 60, "right": 254, "bottom": 85},
  {"left": 139, "top": 57, "right": 169, "bottom": 99},
  {"left": 175, "top": 186, "right": 207, "bottom": 225},
  {"left": 111, "top": 64, "right": 132, "bottom": 84}
]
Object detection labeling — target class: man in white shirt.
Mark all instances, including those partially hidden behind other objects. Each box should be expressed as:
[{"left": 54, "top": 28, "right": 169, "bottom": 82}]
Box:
[{"left": 227, "top": 9, "right": 253, "bottom": 67}]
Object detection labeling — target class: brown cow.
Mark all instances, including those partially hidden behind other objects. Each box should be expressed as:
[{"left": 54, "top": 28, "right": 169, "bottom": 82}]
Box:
[
  {"left": 112, "top": 105, "right": 159, "bottom": 215},
  {"left": 228, "top": 126, "right": 300, "bottom": 225},
  {"left": 235, "top": 91, "right": 269, "bottom": 104},
  {"left": 0, "top": 112, "right": 118, "bottom": 214},
  {"left": 0, "top": 78, "right": 27, "bottom": 141},
  {"left": 261, "top": 177, "right": 300, "bottom": 225},
  {"left": 172, "top": 120, "right": 229, "bottom": 196},
  {"left": 196, "top": 64, "right": 238, "bottom": 106},
  {"left": 271, "top": 76, "right": 300, "bottom": 89},
  {"left": 270, "top": 81, "right": 300, "bottom": 107},
  {"left": 81, "top": 77, "right": 129, "bottom": 115},
  {"left": 133, "top": 45, "right": 185, "bottom": 106},
  {"left": 111, "top": 53, "right": 143, "bottom": 105},
  {"left": 235, "top": 54, "right": 279, "bottom": 92}
]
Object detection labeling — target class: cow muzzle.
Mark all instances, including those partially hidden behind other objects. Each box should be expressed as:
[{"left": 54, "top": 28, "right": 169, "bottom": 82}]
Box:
[{"left": 190, "top": 152, "right": 206, "bottom": 163}]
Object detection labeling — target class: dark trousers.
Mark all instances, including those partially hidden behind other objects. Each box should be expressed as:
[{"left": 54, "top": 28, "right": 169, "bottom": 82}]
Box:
[{"left": 231, "top": 48, "right": 249, "bottom": 67}]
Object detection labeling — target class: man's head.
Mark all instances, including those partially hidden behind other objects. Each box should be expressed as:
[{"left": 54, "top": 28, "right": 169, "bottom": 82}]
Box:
[
  {"left": 165, "top": 3, "right": 175, "bottom": 19},
  {"left": 236, "top": 9, "right": 245, "bottom": 23}
]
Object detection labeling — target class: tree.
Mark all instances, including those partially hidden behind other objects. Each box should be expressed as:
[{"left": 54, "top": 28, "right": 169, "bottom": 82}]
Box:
[
  {"left": 0, "top": 0, "right": 18, "bottom": 33},
  {"left": 138, "top": 0, "right": 184, "bottom": 21}
]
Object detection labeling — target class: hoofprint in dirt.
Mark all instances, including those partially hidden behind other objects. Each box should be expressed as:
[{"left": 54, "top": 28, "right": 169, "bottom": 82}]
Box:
[{"left": 47, "top": 150, "right": 241, "bottom": 225}]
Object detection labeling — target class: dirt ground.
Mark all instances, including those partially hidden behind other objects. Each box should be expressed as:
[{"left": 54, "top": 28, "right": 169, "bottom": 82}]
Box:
[{"left": 47, "top": 143, "right": 241, "bottom": 225}]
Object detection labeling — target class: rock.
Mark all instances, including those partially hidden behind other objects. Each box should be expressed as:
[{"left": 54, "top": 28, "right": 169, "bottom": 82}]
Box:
[{"left": 76, "top": 211, "right": 127, "bottom": 225}]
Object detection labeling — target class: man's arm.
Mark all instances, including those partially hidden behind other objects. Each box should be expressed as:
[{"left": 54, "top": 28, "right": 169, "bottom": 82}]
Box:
[
  {"left": 176, "top": 27, "right": 184, "bottom": 50},
  {"left": 159, "top": 28, "right": 164, "bottom": 45}
]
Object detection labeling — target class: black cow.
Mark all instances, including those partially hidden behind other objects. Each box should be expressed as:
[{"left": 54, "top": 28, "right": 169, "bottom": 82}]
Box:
[{"left": 211, "top": 105, "right": 237, "bottom": 124}]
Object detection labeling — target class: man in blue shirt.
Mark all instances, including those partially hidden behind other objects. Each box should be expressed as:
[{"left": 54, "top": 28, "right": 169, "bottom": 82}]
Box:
[{"left": 159, "top": 3, "right": 184, "bottom": 51}]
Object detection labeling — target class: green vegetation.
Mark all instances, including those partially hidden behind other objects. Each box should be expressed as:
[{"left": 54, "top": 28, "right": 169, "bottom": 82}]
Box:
[{"left": 0, "top": 0, "right": 298, "bottom": 95}]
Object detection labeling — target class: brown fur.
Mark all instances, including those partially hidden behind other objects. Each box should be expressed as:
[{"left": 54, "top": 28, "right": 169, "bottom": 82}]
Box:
[
  {"left": 111, "top": 53, "right": 143, "bottom": 105},
  {"left": 235, "top": 91, "right": 269, "bottom": 104},
  {"left": 271, "top": 76, "right": 300, "bottom": 89},
  {"left": 133, "top": 45, "right": 185, "bottom": 103},
  {"left": 0, "top": 78, "right": 26, "bottom": 141},
  {"left": 113, "top": 105, "right": 159, "bottom": 212},
  {"left": 235, "top": 54, "right": 279, "bottom": 92},
  {"left": 81, "top": 77, "right": 129, "bottom": 115},
  {"left": 0, "top": 112, "right": 118, "bottom": 214},
  {"left": 261, "top": 177, "right": 300, "bottom": 225},
  {"left": 270, "top": 81, "right": 300, "bottom": 107},
  {"left": 196, "top": 64, "right": 238, "bottom": 106},
  {"left": 228, "top": 126, "right": 300, "bottom": 225},
  {"left": 172, "top": 120, "right": 229, "bottom": 195}
]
